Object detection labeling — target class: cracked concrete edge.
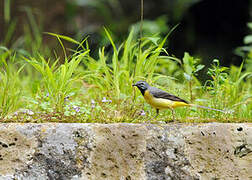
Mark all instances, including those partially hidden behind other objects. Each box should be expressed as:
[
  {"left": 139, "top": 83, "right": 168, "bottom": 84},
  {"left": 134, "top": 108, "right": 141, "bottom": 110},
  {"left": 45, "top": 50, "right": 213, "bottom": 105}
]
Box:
[{"left": 0, "top": 123, "right": 251, "bottom": 180}]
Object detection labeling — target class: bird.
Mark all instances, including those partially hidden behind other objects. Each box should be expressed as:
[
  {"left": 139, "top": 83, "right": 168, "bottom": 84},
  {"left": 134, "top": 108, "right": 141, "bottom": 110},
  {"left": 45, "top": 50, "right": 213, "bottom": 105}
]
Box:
[{"left": 132, "top": 80, "right": 226, "bottom": 120}]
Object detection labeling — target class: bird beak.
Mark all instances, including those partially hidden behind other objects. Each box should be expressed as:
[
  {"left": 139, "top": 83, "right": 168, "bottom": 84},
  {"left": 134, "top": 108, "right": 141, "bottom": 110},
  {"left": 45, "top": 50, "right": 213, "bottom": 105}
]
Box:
[{"left": 132, "top": 83, "right": 136, "bottom": 87}]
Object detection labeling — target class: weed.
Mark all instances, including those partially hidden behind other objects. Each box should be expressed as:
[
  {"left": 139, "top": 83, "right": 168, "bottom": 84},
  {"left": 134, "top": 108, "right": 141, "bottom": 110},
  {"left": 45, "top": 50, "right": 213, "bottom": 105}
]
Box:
[
  {"left": 0, "top": 28, "right": 251, "bottom": 122},
  {"left": 0, "top": 48, "right": 24, "bottom": 118}
]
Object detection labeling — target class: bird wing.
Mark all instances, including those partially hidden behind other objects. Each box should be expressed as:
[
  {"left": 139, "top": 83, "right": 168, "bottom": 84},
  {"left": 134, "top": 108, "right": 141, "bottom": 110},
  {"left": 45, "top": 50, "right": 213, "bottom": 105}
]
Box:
[{"left": 149, "top": 86, "right": 188, "bottom": 103}]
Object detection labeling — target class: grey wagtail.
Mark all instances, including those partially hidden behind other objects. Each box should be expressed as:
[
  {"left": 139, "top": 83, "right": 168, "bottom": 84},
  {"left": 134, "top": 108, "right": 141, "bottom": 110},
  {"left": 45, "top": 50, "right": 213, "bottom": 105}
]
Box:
[{"left": 133, "top": 80, "right": 226, "bottom": 120}]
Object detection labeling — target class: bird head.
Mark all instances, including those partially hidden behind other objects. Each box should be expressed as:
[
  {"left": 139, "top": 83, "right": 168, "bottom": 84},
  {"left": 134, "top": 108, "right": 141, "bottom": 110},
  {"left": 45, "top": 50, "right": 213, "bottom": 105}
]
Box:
[{"left": 132, "top": 81, "right": 149, "bottom": 92}]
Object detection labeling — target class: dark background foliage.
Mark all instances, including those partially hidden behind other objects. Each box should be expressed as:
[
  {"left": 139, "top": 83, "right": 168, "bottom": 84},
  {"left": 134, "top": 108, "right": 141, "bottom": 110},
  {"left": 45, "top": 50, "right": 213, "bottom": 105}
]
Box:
[{"left": 0, "top": 0, "right": 251, "bottom": 65}]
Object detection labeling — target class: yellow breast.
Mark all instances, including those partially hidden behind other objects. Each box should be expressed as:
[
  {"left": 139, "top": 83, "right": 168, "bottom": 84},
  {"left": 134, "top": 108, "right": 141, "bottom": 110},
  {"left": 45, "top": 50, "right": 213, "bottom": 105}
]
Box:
[{"left": 143, "top": 90, "right": 189, "bottom": 109}]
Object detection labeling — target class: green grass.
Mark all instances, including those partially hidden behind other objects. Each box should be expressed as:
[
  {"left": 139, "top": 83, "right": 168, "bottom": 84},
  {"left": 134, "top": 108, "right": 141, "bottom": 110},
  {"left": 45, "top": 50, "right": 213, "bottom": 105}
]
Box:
[{"left": 0, "top": 27, "right": 252, "bottom": 123}]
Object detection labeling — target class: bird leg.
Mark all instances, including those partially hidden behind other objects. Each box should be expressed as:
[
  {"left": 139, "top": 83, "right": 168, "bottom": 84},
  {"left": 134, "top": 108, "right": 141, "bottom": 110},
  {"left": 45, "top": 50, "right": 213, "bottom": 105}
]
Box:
[
  {"left": 155, "top": 109, "right": 159, "bottom": 118},
  {"left": 171, "top": 108, "right": 175, "bottom": 122}
]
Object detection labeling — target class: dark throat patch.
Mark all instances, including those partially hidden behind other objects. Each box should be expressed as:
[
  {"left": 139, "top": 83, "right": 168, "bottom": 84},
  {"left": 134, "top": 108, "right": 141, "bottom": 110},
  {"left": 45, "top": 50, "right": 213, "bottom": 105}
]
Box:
[{"left": 139, "top": 88, "right": 146, "bottom": 96}]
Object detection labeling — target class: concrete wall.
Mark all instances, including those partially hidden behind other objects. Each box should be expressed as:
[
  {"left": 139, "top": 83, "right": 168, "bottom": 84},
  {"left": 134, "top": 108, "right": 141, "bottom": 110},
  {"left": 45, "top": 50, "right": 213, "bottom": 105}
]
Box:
[{"left": 0, "top": 123, "right": 251, "bottom": 179}]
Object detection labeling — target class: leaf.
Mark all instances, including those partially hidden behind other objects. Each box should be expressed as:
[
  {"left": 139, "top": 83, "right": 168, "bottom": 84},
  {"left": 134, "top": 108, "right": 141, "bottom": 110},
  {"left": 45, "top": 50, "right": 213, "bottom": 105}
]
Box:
[
  {"left": 195, "top": 64, "right": 205, "bottom": 72},
  {"left": 103, "top": 27, "right": 117, "bottom": 55},
  {"left": 146, "top": 37, "right": 160, "bottom": 46},
  {"left": 244, "top": 35, "right": 252, "bottom": 44},
  {"left": 183, "top": 52, "right": 193, "bottom": 75},
  {"left": 212, "top": 59, "right": 219, "bottom": 65},
  {"left": 184, "top": 73, "right": 192, "bottom": 81},
  {"left": 247, "top": 22, "right": 252, "bottom": 29},
  {"left": 45, "top": 32, "right": 80, "bottom": 45},
  {"left": 0, "top": 46, "right": 9, "bottom": 52},
  {"left": 220, "top": 67, "right": 229, "bottom": 72}
]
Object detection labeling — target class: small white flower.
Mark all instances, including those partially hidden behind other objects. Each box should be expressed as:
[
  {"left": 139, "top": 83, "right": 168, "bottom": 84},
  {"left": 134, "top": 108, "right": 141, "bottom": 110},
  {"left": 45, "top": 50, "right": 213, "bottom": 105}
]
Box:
[
  {"left": 23, "top": 109, "right": 34, "bottom": 115},
  {"left": 73, "top": 105, "right": 80, "bottom": 112},
  {"left": 140, "top": 110, "right": 146, "bottom": 116},
  {"left": 102, "top": 97, "right": 112, "bottom": 103},
  {"left": 91, "top": 99, "right": 95, "bottom": 104},
  {"left": 102, "top": 97, "right": 107, "bottom": 103}
]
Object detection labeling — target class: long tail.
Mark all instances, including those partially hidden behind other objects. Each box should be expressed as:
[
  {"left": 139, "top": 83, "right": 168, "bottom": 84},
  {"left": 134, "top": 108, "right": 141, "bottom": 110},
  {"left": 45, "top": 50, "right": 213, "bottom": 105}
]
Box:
[{"left": 189, "top": 104, "right": 228, "bottom": 113}]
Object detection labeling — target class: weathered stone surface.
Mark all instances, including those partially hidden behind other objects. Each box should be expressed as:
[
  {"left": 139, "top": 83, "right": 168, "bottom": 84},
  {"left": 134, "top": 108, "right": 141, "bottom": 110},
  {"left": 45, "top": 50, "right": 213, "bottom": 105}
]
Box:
[{"left": 0, "top": 123, "right": 251, "bottom": 180}]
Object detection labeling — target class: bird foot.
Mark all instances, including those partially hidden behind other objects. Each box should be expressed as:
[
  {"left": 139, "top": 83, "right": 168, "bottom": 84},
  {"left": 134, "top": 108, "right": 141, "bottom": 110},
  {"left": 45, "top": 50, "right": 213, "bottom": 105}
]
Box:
[{"left": 165, "top": 118, "right": 177, "bottom": 123}]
